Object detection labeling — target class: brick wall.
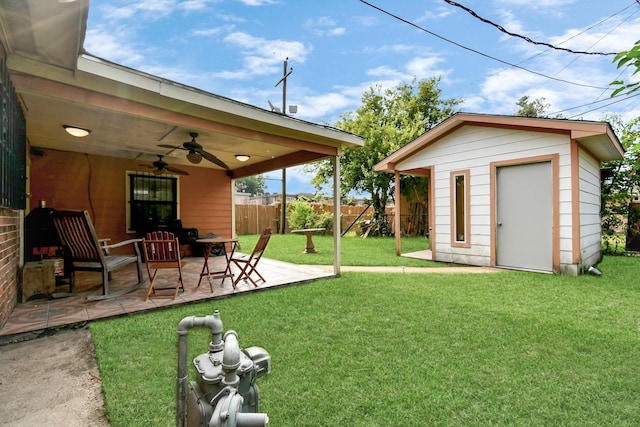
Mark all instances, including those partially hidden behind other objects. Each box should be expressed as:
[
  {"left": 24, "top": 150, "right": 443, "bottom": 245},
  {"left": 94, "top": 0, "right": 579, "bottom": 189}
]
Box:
[{"left": 0, "top": 208, "right": 20, "bottom": 328}]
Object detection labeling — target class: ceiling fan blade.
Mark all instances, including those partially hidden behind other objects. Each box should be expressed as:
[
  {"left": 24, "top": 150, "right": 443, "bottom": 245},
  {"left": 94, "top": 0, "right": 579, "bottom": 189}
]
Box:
[
  {"left": 199, "top": 150, "right": 229, "bottom": 169},
  {"left": 165, "top": 165, "right": 190, "bottom": 175},
  {"left": 158, "top": 144, "right": 185, "bottom": 151}
]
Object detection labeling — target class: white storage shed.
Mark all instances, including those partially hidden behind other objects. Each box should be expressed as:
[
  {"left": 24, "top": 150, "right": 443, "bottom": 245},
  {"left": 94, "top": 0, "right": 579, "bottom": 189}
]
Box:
[{"left": 375, "top": 113, "right": 625, "bottom": 275}]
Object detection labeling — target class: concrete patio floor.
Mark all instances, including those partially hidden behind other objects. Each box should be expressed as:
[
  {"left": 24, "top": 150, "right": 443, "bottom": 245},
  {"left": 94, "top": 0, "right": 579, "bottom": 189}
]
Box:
[{"left": 0, "top": 255, "right": 334, "bottom": 342}]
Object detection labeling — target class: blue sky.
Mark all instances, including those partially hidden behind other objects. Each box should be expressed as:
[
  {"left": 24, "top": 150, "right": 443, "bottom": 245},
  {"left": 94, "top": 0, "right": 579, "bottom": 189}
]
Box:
[{"left": 85, "top": 0, "right": 640, "bottom": 194}]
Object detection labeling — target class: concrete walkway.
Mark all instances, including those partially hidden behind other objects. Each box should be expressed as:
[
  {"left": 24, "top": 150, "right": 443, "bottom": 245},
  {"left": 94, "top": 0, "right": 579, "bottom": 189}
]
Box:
[{"left": 302, "top": 265, "right": 505, "bottom": 274}]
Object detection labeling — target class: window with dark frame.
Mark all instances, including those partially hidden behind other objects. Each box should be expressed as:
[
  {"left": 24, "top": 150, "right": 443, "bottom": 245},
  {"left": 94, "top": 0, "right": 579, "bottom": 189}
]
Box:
[{"left": 128, "top": 174, "right": 178, "bottom": 233}]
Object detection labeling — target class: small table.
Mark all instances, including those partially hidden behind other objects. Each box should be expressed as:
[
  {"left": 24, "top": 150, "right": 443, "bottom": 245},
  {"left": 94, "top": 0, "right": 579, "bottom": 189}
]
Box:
[
  {"left": 290, "top": 228, "right": 326, "bottom": 254},
  {"left": 196, "top": 237, "right": 238, "bottom": 290}
]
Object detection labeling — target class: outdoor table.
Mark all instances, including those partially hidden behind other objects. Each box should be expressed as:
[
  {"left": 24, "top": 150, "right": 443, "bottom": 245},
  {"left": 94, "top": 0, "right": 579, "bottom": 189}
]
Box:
[
  {"left": 196, "top": 237, "right": 238, "bottom": 290},
  {"left": 290, "top": 228, "right": 326, "bottom": 253}
]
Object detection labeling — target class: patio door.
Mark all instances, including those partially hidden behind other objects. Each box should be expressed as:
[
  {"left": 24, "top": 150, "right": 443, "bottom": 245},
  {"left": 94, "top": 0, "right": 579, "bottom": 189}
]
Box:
[{"left": 496, "top": 161, "right": 552, "bottom": 272}]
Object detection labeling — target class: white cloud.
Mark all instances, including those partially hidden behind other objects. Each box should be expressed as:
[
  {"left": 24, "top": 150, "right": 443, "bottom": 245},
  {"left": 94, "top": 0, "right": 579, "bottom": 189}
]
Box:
[
  {"left": 304, "top": 16, "right": 346, "bottom": 37},
  {"left": 406, "top": 56, "right": 449, "bottom": 80},
  {"left": 213, "top": 32, "right": 311, "bottom": 80},
  {"left": 417, "top": 5, "right": 454, "bottom": 21},
  {"left": 298, "top": 92, "right": 356, "bottom": 122},
  {"left": 192, "top": 25, "right": 235, "bottom": 37},
  {"left": 494, "top": 0, "right": 576, "bottom": 9},
  {"left": 367, "top": 66, "right": 406, "bottom": 79},
  {"left": 95, "top": 0, "right": 219, "bottom": 22},
  {"left": 237, "top": 0, "right": 277, "bottom": 5},
  {"left": 84, "top": 29, "right": 145, "bottom": 65}
]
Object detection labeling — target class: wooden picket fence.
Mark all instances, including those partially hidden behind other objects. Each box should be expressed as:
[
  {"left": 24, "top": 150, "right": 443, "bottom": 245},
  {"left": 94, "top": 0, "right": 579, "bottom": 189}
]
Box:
[{"left": 235, "top": 203, "right": 412, "bottom": 235}]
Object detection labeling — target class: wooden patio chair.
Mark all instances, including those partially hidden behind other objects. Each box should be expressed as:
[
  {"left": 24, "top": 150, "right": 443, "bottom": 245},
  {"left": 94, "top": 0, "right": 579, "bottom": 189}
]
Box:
[
  {"left": 142, "top": 231, "right": 185, "bottom": 300},
  {"left": 230, "top": 228, "right": 272, "bottom": 288},
  {"left": 52, "top": 210, "right": 143, "bottom": 300}
]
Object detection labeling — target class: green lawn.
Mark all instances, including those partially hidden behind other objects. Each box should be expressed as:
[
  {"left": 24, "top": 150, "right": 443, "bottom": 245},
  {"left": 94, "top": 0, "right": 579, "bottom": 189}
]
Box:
[
  {"left": 238, "top": 233, "right": 438, "bottom": 267},
  {"left": 90, "top": 242, "right": 640, "bottom": 426}
]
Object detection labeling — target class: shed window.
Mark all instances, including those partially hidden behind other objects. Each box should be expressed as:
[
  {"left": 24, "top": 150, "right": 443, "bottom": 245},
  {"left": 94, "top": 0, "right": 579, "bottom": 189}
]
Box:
[{"left": 451, "top": 170, "right": 470, "bottom": 246}]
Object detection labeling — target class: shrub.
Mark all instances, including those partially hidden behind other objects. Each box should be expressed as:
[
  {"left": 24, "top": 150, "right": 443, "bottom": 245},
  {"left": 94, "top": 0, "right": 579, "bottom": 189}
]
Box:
[{"left": 287, "top": 197, "right": 333, "bottom": 232}]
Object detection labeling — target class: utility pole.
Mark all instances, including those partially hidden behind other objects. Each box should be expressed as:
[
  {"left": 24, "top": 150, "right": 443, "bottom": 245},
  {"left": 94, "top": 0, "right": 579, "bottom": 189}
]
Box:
[{"left": 275, "top": 58, "right": 293, "bottom": 234}]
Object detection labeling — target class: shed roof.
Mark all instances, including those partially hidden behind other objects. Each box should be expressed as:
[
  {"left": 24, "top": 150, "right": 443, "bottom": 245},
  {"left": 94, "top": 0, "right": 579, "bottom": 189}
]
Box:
[{"left": 375, "top": 113, "right": 624, "bottom": 173}]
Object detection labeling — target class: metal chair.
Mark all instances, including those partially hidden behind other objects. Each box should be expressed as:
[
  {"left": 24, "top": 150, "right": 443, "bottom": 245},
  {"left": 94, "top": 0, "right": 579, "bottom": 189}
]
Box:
[
  {"left": 52, "top": 209, "right": 143, "bottom": 300},
  {"left": 142, "top": 231, "right": 185, "bottom": 300},
  {"left": 230, "top": 228, "right": 272, "bottom": 288}
]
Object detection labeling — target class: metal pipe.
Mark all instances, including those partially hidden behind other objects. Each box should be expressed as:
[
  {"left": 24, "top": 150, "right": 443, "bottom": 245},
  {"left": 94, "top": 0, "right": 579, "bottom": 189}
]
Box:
[
  {"left": 236, "top": 412, "right": 270, "bottom": 427},
  {"left": 222, "top": 331, "right": 241, "bottom": 389},
  {"left": 177, "top": 310, "right": 224, "bottom": 427}
]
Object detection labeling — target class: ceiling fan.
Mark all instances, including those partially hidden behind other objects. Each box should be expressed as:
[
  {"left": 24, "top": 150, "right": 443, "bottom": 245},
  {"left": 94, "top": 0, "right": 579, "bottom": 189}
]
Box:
[
  {"left": 141, "top": 155, "right": 190, "bottom": 176},
  {"left": 158, "top": 132, "right": 229, "bottom": 169}
]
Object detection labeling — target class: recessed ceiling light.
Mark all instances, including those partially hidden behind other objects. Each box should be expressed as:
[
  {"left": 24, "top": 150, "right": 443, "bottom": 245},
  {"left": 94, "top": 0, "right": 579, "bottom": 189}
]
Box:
[{"left": 63, "top": 125, "right": 91, "bottom": 138}]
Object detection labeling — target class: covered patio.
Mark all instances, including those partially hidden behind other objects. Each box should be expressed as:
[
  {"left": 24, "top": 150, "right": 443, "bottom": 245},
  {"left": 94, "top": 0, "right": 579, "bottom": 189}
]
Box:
[
  {"left": 0, "top": 255, "right": 334, "bottom": 340},
  {"left": 0, "top": 1, "right": 363, "bottom": 329}
]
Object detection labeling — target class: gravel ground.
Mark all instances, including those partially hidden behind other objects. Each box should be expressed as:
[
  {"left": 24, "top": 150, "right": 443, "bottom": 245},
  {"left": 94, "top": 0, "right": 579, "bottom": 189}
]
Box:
[{"left": 0, "top": 327, "right": 109, "bottom": 426}]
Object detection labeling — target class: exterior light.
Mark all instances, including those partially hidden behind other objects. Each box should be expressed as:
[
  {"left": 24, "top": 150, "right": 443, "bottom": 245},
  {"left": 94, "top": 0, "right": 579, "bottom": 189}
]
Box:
[
  {"left": 63, "top": 125, "right": 91, "bottom": 137},
  {"left": 235, "top": 154, "right": 250, "bottom": 162}
]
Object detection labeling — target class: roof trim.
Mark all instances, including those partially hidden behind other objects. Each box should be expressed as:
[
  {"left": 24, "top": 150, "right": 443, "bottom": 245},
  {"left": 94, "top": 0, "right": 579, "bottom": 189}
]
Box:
[
  {"left": 375, "top": 112, "right": 624, "bottom": 172},
  {"left": 76, "top": 54, "right": 363, "bottom": 148}
]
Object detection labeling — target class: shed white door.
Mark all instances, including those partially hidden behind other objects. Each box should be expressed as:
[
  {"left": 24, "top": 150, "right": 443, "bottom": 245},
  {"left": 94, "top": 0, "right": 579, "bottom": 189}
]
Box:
[{"left": 496, "top": 162, "right": 552, "bottom": 272}]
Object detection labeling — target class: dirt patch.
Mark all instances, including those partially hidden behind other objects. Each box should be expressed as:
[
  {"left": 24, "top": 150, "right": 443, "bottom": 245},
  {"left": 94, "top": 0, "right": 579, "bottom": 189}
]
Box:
[{"left": 0, "top": 327, "right": 109, "bottom": 426}]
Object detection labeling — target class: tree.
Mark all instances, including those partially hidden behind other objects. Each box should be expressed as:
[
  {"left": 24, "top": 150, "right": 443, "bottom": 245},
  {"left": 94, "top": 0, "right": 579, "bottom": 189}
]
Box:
[
  {"left": 514, "top": 95, "right": 550, "bottom": 117},
  {"left": 611, "top": 40, "right": 640, "bottom": 97},
  {"left": 312, "top": 78, "right": 462, "bottom": 234},
  {"left": 235, "top": 175, "right": 266, "bottom": 196},
  {"left": 600, "top": 116, "right": 640, "bottom": 251}
]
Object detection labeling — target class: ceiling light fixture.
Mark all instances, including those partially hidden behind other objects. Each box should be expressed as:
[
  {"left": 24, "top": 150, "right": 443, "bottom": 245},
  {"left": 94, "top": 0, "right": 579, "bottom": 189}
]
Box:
[
  {"left": 235, "top": 154, "right": 250, "bottom": 162},
  {"left": 63, "top": 125, "right": 91, "bottom": 138}
]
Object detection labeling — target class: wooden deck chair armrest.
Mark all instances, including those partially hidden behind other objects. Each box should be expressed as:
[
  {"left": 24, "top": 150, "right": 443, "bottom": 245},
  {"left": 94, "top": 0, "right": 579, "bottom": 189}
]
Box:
[
  {"left": 103, "top": 238, "right": 142, "bottom": 249},
  {"left": 103, "top": 238, "right": 144, "bottom": 257}
]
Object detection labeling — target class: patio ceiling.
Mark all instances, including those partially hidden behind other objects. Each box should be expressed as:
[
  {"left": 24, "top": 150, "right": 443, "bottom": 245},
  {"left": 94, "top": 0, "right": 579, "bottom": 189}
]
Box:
[{"left": 0, "top": 0, "right": 363, "bottom": 179}]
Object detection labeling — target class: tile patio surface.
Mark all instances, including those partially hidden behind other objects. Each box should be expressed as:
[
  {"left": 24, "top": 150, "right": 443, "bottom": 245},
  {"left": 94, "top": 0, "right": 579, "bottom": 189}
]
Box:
[{"left": 1, "top": 255, "right": 334, "bottom": 340}]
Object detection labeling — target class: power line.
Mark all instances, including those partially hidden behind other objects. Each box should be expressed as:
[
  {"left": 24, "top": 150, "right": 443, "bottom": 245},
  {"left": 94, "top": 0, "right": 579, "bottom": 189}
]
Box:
[
  {"left": 443, "top": 0, "right": 618, "bottom": 56},
  {"left": 358, "top": 0, "right": 612, "bottom": 90},
  {"left": 563, "top": 93, "right": 640, "bottom": 119}
]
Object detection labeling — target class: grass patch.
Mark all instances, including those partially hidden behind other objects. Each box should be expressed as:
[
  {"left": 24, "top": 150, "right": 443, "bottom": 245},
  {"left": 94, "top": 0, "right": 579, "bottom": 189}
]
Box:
[
  {"left": 91, "top": 255, "right": 640, "bottom": 426},
  {"left": 237, "top": 234, "right": 437, "bottom": 267}
]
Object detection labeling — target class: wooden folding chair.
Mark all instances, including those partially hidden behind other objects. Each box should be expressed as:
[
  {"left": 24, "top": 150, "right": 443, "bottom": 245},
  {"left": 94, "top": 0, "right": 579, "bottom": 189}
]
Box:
[
  {"left": 142, "top": 231, "right": 185, "bottom": 300},
  {"left": 230, "top": 228, "right": 272, "bottom": 288},
  {"left": 52, "top": 209, "right": 143, "bottom": 300}
]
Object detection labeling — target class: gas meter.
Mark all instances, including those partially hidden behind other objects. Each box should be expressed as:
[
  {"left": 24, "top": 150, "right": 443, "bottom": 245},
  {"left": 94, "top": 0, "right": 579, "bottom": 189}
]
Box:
[{"left": 177, "top": 310, "right": 271, "bottom": 427}]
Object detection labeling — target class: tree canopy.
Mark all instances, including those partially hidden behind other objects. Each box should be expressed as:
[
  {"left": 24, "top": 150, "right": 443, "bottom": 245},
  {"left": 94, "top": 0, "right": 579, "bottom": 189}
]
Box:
[
  {"left": 311, "top": 77, "right": 462, "bottom": 233},
  {"left": 514, "top": 96, "right": 550, "bottom": 117},
  {"left": 611, "top": 39, "right": 640, "bottom": 97},
  {"left": 235, "top": 175, "right": 266, "bottom": 196},
  {"left": 600, "top": 116, "right": 640, "bottom": 243}
]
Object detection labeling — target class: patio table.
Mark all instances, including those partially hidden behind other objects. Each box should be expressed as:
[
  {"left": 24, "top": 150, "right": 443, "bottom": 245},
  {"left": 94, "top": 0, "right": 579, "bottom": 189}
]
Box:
[{"left": 196, "top": 237, "right": 238, "bottom": 290}]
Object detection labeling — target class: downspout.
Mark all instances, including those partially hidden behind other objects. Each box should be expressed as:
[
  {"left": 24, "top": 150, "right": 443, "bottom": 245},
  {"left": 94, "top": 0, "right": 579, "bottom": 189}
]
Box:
[
  {"left": 394, "top": 169, "right": 401, "bottom": 256},
  {"left": 177, "top": 310, "right": 224, "bottom": 427}
]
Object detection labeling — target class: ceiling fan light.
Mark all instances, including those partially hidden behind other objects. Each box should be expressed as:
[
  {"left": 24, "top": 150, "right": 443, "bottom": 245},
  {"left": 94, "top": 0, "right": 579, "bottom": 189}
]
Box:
[
  {"left": 63, "top": 125, "right": 91, "bottom": 137},
  {"left": 235, "top": 154, "right": 250, "bottom": 162},
  {"left": 187, "top": 151, "right": 202, "bottom": 164}
]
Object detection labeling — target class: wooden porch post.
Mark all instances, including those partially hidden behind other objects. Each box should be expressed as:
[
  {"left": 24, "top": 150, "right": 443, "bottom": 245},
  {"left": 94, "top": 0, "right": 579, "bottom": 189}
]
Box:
[{"left": 333, "top": 154, "right": 341, "bottom": 275}]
